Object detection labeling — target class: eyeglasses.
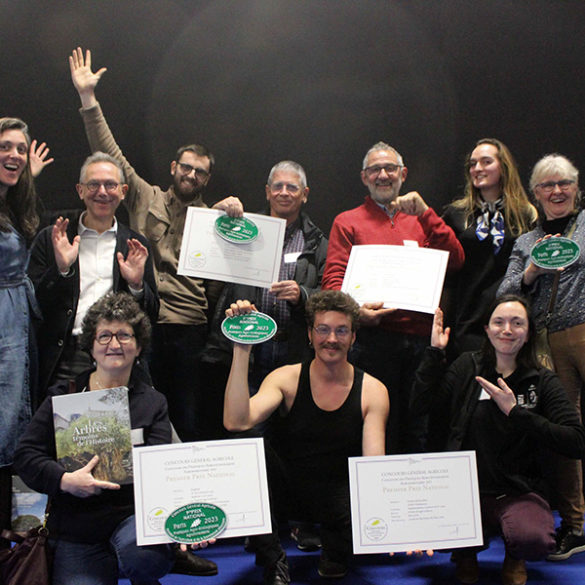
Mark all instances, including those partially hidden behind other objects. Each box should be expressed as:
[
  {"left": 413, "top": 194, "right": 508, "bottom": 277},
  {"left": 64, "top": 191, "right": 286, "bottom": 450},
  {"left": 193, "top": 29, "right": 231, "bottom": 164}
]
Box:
[
  {"left": 176, "top": 162, "right": 210, "bottom": 180},
  {"left": 82, "top": 181, "right": 120, "bottom": 193},
  {"left": 535, "top": 179, "right": 575, "bottom": 193},
  {"left": 269, "top": 182, "right": 301, "bottom": 194},
  {"left": 364, "top": 164, "right": 403, "bottom": 177},
  {"left": 95, "top": 331, "right": 135, "bottom": 345},
  {"left": 312, "top": 325, "right": 352, "bottom": 339}
]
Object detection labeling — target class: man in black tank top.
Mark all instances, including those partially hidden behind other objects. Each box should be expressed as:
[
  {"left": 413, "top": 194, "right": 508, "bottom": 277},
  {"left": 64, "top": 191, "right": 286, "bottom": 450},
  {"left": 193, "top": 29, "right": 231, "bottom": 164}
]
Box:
[{"left": 224, "top": 291, "right": 389, "bottom": 584}]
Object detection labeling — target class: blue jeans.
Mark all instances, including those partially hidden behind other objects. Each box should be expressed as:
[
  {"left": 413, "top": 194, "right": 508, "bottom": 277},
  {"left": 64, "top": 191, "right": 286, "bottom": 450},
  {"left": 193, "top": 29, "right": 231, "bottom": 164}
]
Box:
[{"left": 50, "top": 515, "right": 173, "bottom": 585}]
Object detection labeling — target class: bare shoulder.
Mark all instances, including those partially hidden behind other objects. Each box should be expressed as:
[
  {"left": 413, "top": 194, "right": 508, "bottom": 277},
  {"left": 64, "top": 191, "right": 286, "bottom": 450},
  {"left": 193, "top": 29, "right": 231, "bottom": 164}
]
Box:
[
  {"left": 263, "top": 363, "right": 302, "bottom": 397},
  {"left": 361, "top": 372, "right": 389, "bottom": 410}
]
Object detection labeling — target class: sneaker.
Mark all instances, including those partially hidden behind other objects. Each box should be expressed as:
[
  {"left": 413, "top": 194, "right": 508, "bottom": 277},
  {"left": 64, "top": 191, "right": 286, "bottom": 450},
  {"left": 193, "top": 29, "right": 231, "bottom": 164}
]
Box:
[
  {"left": 502, "top": 553, "right": 526, "bottom": 585},
  {"left": 451, "top": 550, "right": 479, "bottom": 584},
  {"left": 547, "top": 527, "right": 585, "bottom": 561},
  {"left": 264, "top": 552, "right": 290, "bottom": 585},
  {"left": 291, "top": 524, "right": 322, "bottom": 552},
  {"left": 317, "top": 555, "right": 348, "bottom": 579}
]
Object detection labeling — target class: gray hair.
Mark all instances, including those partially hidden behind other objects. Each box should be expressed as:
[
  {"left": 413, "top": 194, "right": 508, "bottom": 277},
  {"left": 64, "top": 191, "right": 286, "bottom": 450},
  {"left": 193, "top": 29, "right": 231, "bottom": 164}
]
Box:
[
  {"left": 267, "top": 160, "right": 307, "bottom": 189},
  {"left": 79, "top": 151, "right": 126, "bottom": 184},
  {"left": 529, "top": 154, "right": 579, "bottom": 192},
  {"left": 362, "top": 141, "right": 404, "bottom": 170}
]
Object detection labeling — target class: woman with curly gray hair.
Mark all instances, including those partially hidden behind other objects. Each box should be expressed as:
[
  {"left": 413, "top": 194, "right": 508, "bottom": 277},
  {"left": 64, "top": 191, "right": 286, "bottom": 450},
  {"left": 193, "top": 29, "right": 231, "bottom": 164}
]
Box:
[{"left": 14, "top": 292, "right": 174, "bottom": 585}]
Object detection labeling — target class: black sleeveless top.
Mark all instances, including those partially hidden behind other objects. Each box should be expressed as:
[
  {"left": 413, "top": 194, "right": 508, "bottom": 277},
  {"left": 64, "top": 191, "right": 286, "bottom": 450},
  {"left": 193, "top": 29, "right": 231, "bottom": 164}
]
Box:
[{"left": 276, "top": 361, "right": 364, "bottom": 481}]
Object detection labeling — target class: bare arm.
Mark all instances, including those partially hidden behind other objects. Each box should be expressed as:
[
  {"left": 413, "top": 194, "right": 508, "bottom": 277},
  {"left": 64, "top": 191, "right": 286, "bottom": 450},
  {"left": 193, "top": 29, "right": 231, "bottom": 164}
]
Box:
[{"left": 361, "top": 374, "right": 389, "bottom": 456}]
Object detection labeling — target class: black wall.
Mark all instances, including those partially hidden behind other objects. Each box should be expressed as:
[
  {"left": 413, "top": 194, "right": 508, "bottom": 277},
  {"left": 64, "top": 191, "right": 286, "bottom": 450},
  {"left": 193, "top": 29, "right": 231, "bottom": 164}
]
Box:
[{"left": 2, "top": 0, "right": 584, "bottom": 233}]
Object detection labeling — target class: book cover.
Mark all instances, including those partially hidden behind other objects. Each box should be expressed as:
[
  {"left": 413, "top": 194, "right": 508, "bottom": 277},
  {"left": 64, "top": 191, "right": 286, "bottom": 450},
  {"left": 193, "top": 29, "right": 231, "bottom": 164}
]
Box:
[
  {"left": 52, "top": 386, "right": 133, "bottom": 484},
  {"left": 11, "top": 475, "right": 49, "bottom": 531}
]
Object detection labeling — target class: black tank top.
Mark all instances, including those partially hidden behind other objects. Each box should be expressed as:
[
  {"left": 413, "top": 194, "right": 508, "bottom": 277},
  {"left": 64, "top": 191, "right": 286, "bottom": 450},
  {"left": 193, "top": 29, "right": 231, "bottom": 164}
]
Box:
[{"left": 276, "top": 360, "right": 364, "bottom": 481}]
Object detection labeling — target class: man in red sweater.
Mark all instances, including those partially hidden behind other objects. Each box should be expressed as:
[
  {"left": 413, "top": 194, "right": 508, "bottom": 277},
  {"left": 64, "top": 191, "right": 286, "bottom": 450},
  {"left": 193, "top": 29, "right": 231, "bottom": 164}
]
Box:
[{"left": 322, "top": 141, "right": 464, "bottom": 454}]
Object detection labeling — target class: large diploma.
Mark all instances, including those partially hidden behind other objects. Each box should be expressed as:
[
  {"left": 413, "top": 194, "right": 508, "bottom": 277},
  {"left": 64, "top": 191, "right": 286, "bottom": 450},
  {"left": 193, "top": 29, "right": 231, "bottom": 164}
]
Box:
[
  {"left": 341, "top": 245, "right": 449, "bottom": 313},
  {"left": 349, "top": 451, "right": 483, "bottom": 553},
  {"left": 133, "top": 439, "right": 272, "bottom": 545},
  {"left": 178, "top": 208, "right": 286, "bottom": 288}
]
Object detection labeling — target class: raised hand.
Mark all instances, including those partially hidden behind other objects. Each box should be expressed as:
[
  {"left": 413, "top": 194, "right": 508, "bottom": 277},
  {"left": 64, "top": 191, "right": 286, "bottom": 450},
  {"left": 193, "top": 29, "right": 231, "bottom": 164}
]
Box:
[
  {"left": 52, "top": 217, "right": 80, "bottom": 274},
  {"left": 431, "top": 307, "right": 450, "bottom": 350},
  {"left": 117, "top": 238, "right": 147, "bottom": 289},
  {"left": 69, "top": 47, "right": 107, "bottom": 109},
  {"left": 391, "top": 191, "right": 429, "bottom": 216},
  {"left": 29, "top": 140, "right": 54, "bottom": 178},
  {"left": 59, "top": 455, "right": 120, "bottom": 498}
]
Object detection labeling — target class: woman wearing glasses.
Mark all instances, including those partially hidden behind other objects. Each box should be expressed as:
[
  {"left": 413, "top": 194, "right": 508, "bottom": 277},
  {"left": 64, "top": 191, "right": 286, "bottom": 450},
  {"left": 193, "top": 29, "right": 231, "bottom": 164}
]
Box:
[
  {"left": 15, "top": 292, "right": 174, "bottom": 585},
  {"left": 498, "top": 154, "right": 585, "bottom": 561},
  {"left": 442, "top": 138, "right": 536, "bottom": 354}
]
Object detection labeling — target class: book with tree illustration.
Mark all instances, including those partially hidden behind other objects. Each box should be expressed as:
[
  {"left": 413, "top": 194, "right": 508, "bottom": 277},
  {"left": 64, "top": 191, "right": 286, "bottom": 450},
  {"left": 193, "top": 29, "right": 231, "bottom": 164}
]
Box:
[{"left": 52, "top": 387, "right": 133, "bottom": 484}]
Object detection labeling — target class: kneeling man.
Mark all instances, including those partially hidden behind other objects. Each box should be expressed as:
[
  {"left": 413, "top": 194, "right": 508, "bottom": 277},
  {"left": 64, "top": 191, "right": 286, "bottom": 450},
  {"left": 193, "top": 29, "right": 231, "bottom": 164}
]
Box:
[{"left": 224, "top": 290, "right": 389, "bottom": 584}]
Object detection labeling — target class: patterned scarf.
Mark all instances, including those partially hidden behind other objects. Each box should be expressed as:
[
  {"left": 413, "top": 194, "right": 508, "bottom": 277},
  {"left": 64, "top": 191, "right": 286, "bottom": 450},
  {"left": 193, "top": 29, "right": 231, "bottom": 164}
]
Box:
[{"left": 475, "top": 197, "right": 505, "bottom": 254}]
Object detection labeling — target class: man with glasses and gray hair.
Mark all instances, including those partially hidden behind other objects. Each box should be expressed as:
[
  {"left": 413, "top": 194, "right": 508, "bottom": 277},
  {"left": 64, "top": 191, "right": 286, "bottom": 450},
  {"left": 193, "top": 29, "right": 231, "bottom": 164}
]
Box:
[
  {"left": 322, "top": 141, "right": 464, "bottom": 455},
  {"left": 28, "top": 151, "right": 159, "bottom": 394}
]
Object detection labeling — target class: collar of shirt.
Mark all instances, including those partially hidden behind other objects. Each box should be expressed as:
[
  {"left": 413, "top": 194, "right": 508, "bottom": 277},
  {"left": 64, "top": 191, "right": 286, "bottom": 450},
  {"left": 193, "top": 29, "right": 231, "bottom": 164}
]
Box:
[{"left": 78, "top": 211, "right": 118, "bottom": 236}]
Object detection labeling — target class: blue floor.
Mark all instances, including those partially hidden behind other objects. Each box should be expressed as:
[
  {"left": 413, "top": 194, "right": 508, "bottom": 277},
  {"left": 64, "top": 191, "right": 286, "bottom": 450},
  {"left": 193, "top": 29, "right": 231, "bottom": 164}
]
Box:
[{"left": 120, "top": 518, "right": 584, "bottom": 585}]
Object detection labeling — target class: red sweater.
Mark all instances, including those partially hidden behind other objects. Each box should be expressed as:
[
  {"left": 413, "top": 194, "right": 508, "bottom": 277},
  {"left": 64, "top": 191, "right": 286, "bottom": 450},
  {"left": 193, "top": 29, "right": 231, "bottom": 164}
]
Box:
[{"left": 322, "top": 196, "right": 464, "bottom": 336}]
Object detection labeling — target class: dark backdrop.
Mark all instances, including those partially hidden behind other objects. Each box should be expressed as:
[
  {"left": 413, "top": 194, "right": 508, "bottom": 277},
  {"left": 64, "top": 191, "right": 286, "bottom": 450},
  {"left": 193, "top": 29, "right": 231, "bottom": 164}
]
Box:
[{"left": 2, "top": 0, "right": 584, "bottom": 233}]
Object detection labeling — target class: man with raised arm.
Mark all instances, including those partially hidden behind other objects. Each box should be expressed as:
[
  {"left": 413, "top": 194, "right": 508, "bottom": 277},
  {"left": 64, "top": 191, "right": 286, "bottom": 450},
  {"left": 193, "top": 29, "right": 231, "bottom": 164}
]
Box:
[
  {"left": 69, "top": 46, "right": 242, "bottom": 577},
  {"left": 224, "top": 291, "right": 389, "bottom": 584},
  {"left": 322, "top": 141, "right": 464, "bottom": 454}
]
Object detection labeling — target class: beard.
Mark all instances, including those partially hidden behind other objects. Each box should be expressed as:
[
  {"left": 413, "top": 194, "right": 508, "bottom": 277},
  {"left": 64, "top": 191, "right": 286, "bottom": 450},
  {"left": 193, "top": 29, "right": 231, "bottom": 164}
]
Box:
[{"left": 173, "top": 173, "right": 205, "bottom": 202}]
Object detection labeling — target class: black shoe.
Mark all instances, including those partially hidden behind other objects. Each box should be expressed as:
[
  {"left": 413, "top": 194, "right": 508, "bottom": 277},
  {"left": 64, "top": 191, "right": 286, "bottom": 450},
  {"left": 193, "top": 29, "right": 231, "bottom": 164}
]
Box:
[
  {"left": 172, "top": 548, "right": 218, "bottom": 576},
  {"left": 317, "top": 555, "right": 348, "bottom": 579},
  {"left": 291, "top": 524, "right": 322, "bottom": 552},
  {"left": 547, "top": 527, "right": 585, "bottom": 561},
  {"left": 264, "top": 552, "right": 290, "bottom": 585}
]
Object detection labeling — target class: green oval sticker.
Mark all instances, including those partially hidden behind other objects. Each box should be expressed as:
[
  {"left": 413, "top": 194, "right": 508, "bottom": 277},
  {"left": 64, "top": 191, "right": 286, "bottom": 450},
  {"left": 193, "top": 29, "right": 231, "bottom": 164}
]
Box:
[
  {"left": 164, "top": 503, "right": 227, "bottom": 543},
  {"left": 221, "top": 312, "right": 278, "bottom": 344},
  {"left": 215, "top": 215, "right": 259, "bottom": 244},
  {"left": 530, "top": 237, "right": 580, "bottom": 269}
]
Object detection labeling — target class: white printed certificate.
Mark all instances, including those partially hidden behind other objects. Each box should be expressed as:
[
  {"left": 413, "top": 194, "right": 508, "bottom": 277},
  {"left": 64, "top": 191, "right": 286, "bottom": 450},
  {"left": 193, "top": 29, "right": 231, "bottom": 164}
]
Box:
[
  {"left": 341, "top": 245, "right": 449, "bottom": 313},
  {"left": 177, "top": 208, "right": 286, "bottom": 288},
  {"left": 133, "top": 439, "right": 272, "bottom": 545},
  {"left": 349, "top": 451, "right": 483, "bottom": 553}
]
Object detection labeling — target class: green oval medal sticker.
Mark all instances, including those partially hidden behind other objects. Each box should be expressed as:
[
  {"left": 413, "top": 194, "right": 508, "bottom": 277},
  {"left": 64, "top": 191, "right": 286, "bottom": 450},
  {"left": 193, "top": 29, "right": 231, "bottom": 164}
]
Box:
[
  {"left": 164, "top": 503, "right": 227, "bottom": 543},
  {"left": 221, "top": 312, "right": 278, "bottom": 344},
  {"left": 215, "top": 215, "right": 259, "bottom": 244},
  {"left": 530, "top": 237, "right": 580, "bottom": 269}
]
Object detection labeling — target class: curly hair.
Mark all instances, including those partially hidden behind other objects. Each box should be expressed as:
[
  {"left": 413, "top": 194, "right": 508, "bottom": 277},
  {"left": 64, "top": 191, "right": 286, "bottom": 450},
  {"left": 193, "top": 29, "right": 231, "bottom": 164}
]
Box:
[
  {"left": 79, "top": 292, "right": 151, "bottom": 353},
  {"left": 305, "top": 290, "right": 361, "bottom": 331},
  {"left": 0, "top": 117, "right": 39, "bottom": 241}
]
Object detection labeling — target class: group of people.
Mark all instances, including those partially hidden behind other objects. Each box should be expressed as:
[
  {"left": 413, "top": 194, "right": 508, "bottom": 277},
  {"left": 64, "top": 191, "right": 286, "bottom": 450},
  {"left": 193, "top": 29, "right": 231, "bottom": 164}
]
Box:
[{"left": 1, "top": 46, "right": 584, "bottom": 585}]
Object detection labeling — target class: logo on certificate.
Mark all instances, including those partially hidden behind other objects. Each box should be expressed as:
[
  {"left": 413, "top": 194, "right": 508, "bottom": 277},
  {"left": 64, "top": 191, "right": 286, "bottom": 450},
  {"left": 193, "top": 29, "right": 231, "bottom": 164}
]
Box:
[
  {"left": 188, "top": 251, "right": 207, "bottom": 269},
  {"left": 147, "top": 507, "right": 168, "bottom": 532},
  {"left": 364, "top": 517, "right": 388, "bottom": 541}
]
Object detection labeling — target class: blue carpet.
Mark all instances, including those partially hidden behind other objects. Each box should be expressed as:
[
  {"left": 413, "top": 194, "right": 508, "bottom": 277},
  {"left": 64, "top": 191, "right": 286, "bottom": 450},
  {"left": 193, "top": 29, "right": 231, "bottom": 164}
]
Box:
[{"left": 120, "top": 516, "right": 583, "bottom": 584}]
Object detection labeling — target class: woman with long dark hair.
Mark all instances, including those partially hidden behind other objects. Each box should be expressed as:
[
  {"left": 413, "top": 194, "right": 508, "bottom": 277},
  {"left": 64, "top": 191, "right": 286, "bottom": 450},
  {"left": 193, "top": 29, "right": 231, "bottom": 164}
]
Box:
[{"left": 412, "top": 294, "right": 585, "bottom": 585}]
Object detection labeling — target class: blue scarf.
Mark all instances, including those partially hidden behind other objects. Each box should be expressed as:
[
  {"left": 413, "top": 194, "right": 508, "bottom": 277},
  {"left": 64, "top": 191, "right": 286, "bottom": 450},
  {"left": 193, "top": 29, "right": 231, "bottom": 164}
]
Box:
[{"left": 475, "top": 198, "right": 505, "bottom": 254}]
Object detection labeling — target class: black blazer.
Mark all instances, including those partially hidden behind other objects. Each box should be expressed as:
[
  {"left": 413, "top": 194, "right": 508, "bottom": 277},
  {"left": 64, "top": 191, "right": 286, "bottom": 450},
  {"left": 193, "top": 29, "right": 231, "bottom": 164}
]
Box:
[{"left": 28, "top": 210, "right": 159, "bottom": 394}]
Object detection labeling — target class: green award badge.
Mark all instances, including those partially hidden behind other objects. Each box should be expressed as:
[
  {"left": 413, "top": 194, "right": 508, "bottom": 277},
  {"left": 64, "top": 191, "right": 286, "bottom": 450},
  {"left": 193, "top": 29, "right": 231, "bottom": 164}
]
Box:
[
  {"left": 215, "top": 215, "right": 259, "bottom": 244},
  {"left": 164, "top": 503, "right": 227, "bottom": 543},
  {"left": 221, "top": 312, "right": 278, "bottom": 344},
  {"left": 530, "top": 237, "right": 580, "bottom": 269}
]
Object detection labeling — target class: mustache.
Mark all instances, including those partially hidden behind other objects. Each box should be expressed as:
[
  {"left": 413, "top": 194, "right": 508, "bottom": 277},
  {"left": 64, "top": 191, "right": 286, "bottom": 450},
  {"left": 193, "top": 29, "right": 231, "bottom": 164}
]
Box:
[{"left": 322, "top": 342, "right": 341, "bottom": 350}]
